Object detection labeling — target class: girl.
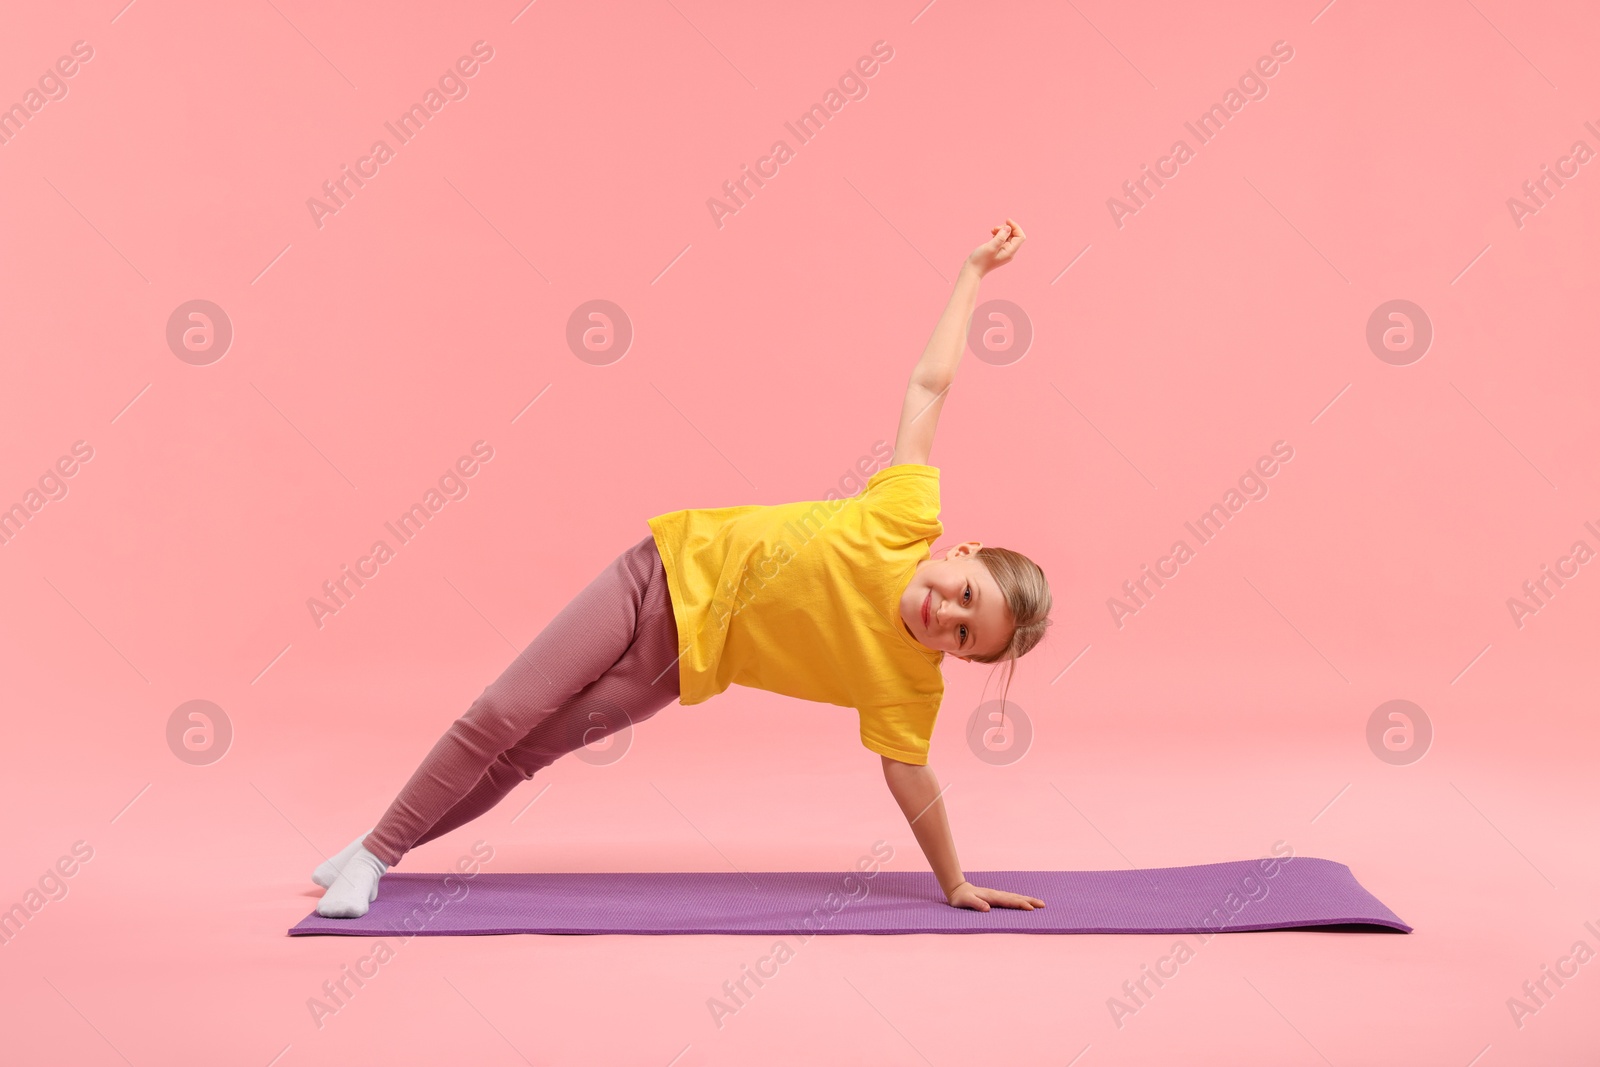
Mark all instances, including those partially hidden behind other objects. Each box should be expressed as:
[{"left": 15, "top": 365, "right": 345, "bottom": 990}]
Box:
[{"left": 315, "top": 219, "right": 1052, "bottom": 918}]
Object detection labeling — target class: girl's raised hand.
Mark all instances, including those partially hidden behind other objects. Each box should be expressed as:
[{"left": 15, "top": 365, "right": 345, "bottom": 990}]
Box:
[{"left": 965, "top": 218, "right": 1027, "bottom": 276}]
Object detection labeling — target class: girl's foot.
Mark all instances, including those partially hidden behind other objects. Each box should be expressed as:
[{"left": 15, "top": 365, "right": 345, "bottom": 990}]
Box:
[
  {"left": 312, "top": 830, "right": 375, "bottom": 888},
  {"left": 315, "top": 846, "right": 388, "bottom": 918}
]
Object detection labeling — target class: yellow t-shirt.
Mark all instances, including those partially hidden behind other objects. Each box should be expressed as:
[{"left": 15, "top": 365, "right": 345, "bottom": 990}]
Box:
[{"left": 647, "top": 464, "right": 946, "bottom": 764}]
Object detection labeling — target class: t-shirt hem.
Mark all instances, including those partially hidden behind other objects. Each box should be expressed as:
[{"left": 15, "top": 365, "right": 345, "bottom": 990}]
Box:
[
  {"left": 863, "top": 737, "right": 930, "bottom": 765},
  {"left": 647, "top": 517, "right": 695, "bottom": 706},
  {"left": 872, "top": 463, "right": 939, "bottom": 479}
]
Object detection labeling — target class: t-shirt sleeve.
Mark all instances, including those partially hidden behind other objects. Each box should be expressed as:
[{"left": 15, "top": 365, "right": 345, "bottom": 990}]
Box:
[
  {"left": 858, "top": 700, "right": 941, "bottom": 765},
  {"left": 860, "top": 464, "right": 941, "bottom": 545}
]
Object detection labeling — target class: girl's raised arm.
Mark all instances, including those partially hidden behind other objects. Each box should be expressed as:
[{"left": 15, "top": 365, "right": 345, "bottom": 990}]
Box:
[{"left": 890, "top": 219, "right": 1027, "bottom": 467}]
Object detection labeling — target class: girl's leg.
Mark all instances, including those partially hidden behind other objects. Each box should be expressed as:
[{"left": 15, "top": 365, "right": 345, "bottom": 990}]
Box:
[
  {"left": 407, "top": 682, "right": 671, "bottom": 851},
  {"left": 403, "top": 752, "right": 528, "bottom": 850},
  {"left": 362, "top": 532, "right": 679, "bottom": 868},
  {"left": 313, "top": 673, "right": 674, "bottom": 891},
  {"left": 317, "top": 533, "right": 678, "bottom": 916}
]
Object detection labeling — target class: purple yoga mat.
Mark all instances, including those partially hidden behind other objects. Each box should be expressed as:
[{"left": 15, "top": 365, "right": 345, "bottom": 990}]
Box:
[{"left": 289, "top": 856, "right": 1409, "bottom": 936}]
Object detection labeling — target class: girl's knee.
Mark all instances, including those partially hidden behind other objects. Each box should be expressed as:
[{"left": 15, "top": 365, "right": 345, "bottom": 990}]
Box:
[{"left": 458, "top": 690, "right": 534, "bottom": 745}]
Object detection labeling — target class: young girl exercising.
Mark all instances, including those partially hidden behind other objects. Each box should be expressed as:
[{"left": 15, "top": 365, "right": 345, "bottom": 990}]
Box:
[{"left": 316, "top": 219, "right": 1053, "bottom": 918}]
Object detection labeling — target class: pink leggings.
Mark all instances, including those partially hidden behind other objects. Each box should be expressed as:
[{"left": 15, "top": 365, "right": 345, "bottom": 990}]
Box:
[{"left": 362, "top": 533, "right": 681, "bottom": 868}]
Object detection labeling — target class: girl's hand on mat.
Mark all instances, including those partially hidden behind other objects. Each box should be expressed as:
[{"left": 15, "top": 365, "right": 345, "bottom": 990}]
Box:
[
  {"left": 964, "top": 219, "right": 1027, "bottom": 276},
  {"left": 947, "top": 880, "right": 1045, "bottom": 912}
]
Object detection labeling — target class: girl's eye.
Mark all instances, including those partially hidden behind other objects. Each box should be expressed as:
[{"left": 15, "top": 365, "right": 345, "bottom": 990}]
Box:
[
  {"left": 959, "top": 625, "right": 968, "bottom": 642},
  {"left": 963, "top": 584, "right": 971, "bottom": 604}
]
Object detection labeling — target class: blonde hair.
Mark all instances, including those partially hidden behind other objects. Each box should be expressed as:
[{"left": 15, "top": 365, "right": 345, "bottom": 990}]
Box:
[{"left": 968, "top": 547, "right": 1053, "bottom": 713}]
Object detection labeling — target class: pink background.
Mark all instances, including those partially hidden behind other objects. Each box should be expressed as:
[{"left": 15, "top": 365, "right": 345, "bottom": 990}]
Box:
[{"left": 1, "top": 0, "right": 1596, "bottom": 1063}]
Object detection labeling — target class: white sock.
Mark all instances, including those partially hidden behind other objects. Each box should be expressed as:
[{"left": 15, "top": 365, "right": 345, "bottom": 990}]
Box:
[
  {"left": 315, "top": 846, "right": 388, "bottom": 919},
  {"left": 312, "top": 831, "right": 374, "bottom": 888}
]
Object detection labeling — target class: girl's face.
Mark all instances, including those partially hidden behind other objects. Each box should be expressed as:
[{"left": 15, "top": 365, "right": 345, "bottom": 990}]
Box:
[{"left": 898, "top": 542, "right": 1013, "bottom": 661}]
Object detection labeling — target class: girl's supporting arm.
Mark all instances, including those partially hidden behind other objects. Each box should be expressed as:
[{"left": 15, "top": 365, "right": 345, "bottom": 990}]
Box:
[
  {"left": 881, "top": 755, "right": 1046, "bottom": 911},
  {"left": 890, "top": 219, "right": 1027, "bottom": 468}
]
